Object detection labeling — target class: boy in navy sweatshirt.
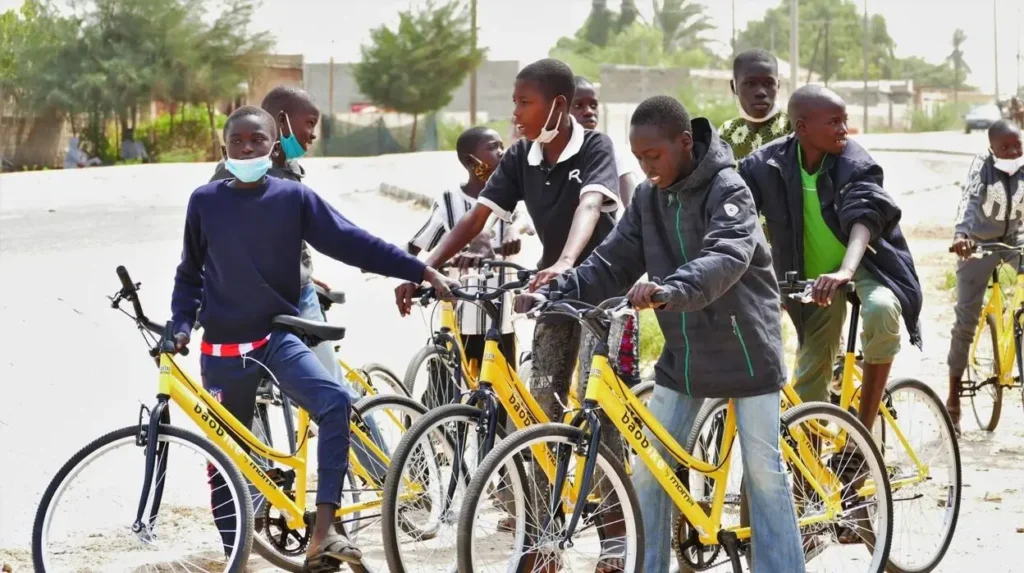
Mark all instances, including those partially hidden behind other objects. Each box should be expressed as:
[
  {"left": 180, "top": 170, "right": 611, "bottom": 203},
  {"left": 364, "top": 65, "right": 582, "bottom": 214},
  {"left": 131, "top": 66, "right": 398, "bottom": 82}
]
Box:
[{"left": 171, "top": 105, "right": 452, "bottom": 568}]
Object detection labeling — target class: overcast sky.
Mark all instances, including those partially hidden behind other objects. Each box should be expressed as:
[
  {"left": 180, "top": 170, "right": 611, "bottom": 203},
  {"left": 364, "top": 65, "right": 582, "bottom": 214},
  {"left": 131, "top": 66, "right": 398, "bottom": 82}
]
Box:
[{"left": 4, "top": 0, "right": 1022, "bottom": 96}]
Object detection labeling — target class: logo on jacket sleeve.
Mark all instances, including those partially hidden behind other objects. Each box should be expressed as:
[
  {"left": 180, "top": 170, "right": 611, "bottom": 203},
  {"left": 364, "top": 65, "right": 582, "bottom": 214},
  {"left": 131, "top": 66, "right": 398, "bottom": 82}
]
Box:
[{"left": 724, "top": 203, "right": 739, "bottom": 217}]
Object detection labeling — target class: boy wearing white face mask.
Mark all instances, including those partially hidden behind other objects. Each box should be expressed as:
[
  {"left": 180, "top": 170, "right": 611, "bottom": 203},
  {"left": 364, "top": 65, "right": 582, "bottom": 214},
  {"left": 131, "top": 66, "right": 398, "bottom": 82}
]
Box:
[
  {"left": 720, "top": 49, "right": 792, "bottom": 160},
  {"left": 948, "top": 119, "right": 1024, "bottom": 432}
]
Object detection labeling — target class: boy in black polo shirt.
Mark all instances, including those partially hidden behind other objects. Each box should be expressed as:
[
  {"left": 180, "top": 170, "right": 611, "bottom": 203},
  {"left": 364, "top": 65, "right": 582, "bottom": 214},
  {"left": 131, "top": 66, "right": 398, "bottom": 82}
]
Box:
[{"left": 395, "top": 57, "right": 620, "bottom": 431}]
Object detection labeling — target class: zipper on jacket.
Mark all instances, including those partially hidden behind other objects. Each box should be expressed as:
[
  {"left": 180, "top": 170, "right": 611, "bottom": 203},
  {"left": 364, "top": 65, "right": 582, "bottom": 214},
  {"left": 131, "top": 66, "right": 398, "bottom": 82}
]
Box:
[
  {"left": 731, "top": 315, "right": 755, "bottom": 378},
  {"left": 674, "top": 200, "right": 693, "bottom": 395}
]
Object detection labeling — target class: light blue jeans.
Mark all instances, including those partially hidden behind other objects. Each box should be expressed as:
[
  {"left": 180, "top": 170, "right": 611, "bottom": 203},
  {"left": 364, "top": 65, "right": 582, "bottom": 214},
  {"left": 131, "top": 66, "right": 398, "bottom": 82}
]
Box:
[
  {"left": 298, "top": 283, "right": 388, "bottom": 481},
  {"left": 633, "top": 385, "right": 804, "bottom": 573}
]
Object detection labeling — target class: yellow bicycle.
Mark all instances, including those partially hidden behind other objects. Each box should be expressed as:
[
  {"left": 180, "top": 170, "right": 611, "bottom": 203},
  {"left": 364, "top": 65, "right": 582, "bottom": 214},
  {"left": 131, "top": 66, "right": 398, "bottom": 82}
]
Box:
[
  {"left": 691, "top": 273, "right": 961, "bottom": 573},
  {"left": 31, "top": 267, "right": 433, "bottom": 573},
  {"left": 455, "top": 295, "right": 895, "bottom": 573},
  {"left": 380, "top": 262, "right": 655, "bottom": 573}
]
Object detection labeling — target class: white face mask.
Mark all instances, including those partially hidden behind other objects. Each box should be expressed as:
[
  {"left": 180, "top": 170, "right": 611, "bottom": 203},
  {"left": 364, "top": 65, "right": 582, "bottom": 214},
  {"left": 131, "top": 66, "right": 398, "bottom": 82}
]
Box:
[
  {"left": 733, "top": 94, "right": 781, "bottom": 124},
  {"left": 992, "top": 154, "right": 1024, "bottom": 176},
  {"left": 534, "top": 100, "right": 562, "bottom": 144}
]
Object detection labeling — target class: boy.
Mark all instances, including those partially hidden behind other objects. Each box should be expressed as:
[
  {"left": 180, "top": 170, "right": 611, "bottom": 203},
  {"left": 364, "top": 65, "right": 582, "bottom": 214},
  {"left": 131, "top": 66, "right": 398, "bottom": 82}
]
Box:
[
  {"left": 948, "top": 119, "right": 1024, "bottom": 431},
  {"left": 407, "top": 126, "right": 520, "bottom": 403},
  {"left": 739, "top": 85, "right": 923, "bottom": 434},
  {"left": 395, "top": 58, "right": 621, "bottom": 429},
  {"left": 571, "top": 75, "right": 643, "bottom": 385},
  {"left": 518, "top": 95, "right": 804, "bottom": 572},
  {"left": 720, "top": 49, "right": 792, "bottom": 160},
  {"left": 173, "top": 106, "right": 453, "bottom": 568}
]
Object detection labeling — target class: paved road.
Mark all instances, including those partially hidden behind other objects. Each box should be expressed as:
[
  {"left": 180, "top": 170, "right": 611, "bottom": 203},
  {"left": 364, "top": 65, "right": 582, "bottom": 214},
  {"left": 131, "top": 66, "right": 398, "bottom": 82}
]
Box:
[{"left": 0, "top": 144, "right": 1016, "bottom": 571}]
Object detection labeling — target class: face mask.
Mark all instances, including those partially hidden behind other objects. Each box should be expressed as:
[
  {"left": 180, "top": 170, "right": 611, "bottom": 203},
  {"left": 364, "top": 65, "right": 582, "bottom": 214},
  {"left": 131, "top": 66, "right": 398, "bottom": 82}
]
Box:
[
  {"left": 534, "top": 100, "right": 562, "bottom": 144},
  {"left": 469, "top": 155, "right": 493, "bottom": 181},
  {"left": 734, "top": 94, "right": 781, "bottom": 123},
  {"left": 992, "top": 153, "right": 1024, "bottom": 176},
  {"left": 279, "top": 114, "right": 306, "bottom": 160},
  {"left": 225, "top": 151, "right": 273, "bottom": 183}
]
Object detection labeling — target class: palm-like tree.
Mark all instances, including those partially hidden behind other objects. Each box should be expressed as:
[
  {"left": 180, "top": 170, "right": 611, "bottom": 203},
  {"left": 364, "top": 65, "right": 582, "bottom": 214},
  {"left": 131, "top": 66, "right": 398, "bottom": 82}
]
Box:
[
  {"left": 946, "top": 28, "right": 970, "bottom": 106},
  {"left": 652, "top": 0, "right": 714, "bottom": 53}
]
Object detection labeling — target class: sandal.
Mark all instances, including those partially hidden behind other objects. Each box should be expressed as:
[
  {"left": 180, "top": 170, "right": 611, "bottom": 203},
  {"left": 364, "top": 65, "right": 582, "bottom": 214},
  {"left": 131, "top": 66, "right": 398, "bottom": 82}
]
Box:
[
  {"left": 596, "top": 537, "right": 627, "bottom": 572},
  {"left": 304, "top": 532, "right": 362, "bottom": 572}
]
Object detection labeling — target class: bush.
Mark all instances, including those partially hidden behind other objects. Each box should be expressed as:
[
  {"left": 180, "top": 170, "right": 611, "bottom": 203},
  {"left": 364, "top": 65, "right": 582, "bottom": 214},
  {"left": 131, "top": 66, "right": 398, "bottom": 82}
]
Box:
[
  {"left": 910, "top": 102, "right": 970, "bottom": 133},
  {"left": 437, "top": 117, "right": 513, "bottom": 151},
  {"left": 678, "top": 86, "right": 736, "bottom": 131},
  {"left": 136, "top": 104, "right": 227, "bottom": 163}
]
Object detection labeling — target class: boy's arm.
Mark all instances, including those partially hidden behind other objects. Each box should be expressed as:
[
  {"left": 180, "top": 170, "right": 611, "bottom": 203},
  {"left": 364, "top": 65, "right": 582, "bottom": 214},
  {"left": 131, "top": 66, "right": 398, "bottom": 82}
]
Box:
[
  {"left": 408, "top": 201, "right": 447, "bottom": 257},
  {"left": 542, "top": 194, "right": 647, "bottom": 304},
  {"left": 659, "top": 183, "right": 758, "bottom": 313},
  {"left": 302, "top": 187, "right": 426, "bottom": 283},
  {"left": 835, "top": 162, "right": 901, "bottom": 242},
  {"left": 530, "top": 133, "right": 621, "bottom": 290},
  {"left": 171, "top": 196, "right": 206, "bottom": 338},
  {"left": 953, "top": 155, "right": 986, "bottom": 239}
]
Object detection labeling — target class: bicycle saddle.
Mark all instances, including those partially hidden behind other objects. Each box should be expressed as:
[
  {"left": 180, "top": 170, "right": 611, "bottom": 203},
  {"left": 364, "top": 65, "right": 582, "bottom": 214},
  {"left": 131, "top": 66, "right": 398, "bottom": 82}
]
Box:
[
  {"left": 272, "top": 315, "right": 346, "bottom": 344},
  {"left": 314, "top": 284, "right": 346, "bottom": 305}
]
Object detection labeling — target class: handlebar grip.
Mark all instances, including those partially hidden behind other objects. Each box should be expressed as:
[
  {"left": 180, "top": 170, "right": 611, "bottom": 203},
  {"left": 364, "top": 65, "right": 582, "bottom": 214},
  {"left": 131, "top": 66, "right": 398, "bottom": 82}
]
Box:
[
  {"left": 116, "top": 265, "right": 136, "bottom": 293},
  {"left": 651, "top": 291, "right": 671, "bottom": 305}
]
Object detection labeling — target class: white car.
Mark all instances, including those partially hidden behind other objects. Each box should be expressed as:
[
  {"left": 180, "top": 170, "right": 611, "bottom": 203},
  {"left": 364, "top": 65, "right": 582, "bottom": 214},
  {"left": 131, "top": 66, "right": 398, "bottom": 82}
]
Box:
[{"left": 965, "top": 103, "right": 1002, "bottom": 133}]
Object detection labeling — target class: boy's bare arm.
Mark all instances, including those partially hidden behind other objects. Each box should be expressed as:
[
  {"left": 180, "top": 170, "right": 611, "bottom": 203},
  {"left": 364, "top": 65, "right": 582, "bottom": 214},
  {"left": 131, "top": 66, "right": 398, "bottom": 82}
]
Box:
[
  {"left": 812, "top": 222, "right": 871, "bottom": 305},
  {"left": 529, "top": 192, "right": 605, "bottom": 291}
]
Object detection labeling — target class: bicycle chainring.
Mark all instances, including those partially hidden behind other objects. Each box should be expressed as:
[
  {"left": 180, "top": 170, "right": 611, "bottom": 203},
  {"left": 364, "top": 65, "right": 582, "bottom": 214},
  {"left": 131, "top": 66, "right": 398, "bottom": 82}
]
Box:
[
  {"left": 259, "top": 500, "right": 311, "bottom": 556},
  {"left": 673, "top": 512, "right": 721, "bottom": 571}
]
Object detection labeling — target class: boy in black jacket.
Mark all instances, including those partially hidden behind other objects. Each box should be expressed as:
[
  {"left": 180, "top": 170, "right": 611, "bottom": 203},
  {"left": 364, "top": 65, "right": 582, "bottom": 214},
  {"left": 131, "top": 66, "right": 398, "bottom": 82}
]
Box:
[{"left": 739, "top": 85, "right": 922, "bottom": 433}]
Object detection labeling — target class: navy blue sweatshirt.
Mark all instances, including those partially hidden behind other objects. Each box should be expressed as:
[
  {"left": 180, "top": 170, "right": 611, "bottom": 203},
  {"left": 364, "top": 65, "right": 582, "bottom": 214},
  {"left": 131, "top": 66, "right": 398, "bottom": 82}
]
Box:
[{"left": 171, "top": 176, "right": 426, "bottom": 343}]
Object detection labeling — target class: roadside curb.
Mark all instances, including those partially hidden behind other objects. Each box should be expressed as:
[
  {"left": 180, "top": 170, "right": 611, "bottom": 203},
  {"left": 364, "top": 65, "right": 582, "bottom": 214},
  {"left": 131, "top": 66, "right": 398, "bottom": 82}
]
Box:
[
  {"left": 861, "top": 147, "right": 977, "bottom": 158},
  {"left": 377, "top": 182, "right": 433, "bottom": 210}
]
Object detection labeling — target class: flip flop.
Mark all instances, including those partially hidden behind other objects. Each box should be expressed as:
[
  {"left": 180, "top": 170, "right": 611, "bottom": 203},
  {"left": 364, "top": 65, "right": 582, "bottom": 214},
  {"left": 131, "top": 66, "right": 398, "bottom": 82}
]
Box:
[
  {"left": 596, "top": 537, "right": 627, "bottom": 572},
  {"left": 304, "top": 532, "right": 362, "bottom": 572}
]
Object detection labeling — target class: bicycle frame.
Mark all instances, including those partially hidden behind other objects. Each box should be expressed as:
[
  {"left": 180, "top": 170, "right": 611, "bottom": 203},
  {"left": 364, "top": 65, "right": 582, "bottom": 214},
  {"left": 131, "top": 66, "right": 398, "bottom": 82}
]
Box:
[
  {"left": 970, "top": 269, "right": 1024, "bottom": 389},
  {"left": 154, "top": 353, "right": 407, "bottom": 531}
]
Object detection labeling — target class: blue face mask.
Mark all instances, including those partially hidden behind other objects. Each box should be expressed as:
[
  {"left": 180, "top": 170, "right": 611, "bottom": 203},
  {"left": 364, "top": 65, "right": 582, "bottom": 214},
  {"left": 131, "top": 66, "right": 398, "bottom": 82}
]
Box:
[
  {"left": 279, "top": 114, "right": 306, "bottom": 160},
  {"left": 225, "top": 151, "right": 273, "bottom": 183}
]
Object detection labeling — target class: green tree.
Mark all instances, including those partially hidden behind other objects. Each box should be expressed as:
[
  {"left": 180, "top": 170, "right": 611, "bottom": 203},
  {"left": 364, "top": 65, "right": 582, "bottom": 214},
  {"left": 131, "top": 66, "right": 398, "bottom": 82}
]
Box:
[
  {"left": 582, "top": 0, "right": 614, "bottom": 48},
  {"left": 946, "top": 28, "right": 970, "bottom": 105},
  {"left": 652, "top": 0, "right": 715, "bottom": 54},
  {"left": 354, "top": 0, "right": 484, "bottom": 149},
  {"left": 550, "top": 22, "right": 713, "bottom": 81}
]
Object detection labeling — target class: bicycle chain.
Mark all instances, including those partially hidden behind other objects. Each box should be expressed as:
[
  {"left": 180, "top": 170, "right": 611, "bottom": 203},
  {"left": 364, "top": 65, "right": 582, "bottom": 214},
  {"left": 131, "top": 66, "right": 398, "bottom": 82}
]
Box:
[{"left": 672, "top": 508, "right": 722, "bottom": 571}]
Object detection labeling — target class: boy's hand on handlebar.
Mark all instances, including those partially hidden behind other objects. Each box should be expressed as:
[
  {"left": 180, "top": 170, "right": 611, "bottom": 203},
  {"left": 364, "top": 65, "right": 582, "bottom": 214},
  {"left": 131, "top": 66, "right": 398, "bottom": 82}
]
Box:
[
  {"left": 174, "top": 332, "right": 190, "bottom": 352},
  {"left": 425, "top": 267, "right": 459, "bottom": 299},
  {"left": 514, "top": 292, "right": 546, "bottom": 314},
  {"left": 529, "top": 260, "right": 570, "bottom": 292},
  {"left": 500, "top": 237, "right": 522, "bottom": 256},
  {"left": 628, "top": 281, "right": 668, "bottom": 310},
  {"left": 395, "top": 282, "right": 419, "bottom": 316},
  {"left": 812, "top": 269, "right": 853, "bottom": 306},
  {"left": 951, "top": 234, "right": 974, "bottom": 259}
]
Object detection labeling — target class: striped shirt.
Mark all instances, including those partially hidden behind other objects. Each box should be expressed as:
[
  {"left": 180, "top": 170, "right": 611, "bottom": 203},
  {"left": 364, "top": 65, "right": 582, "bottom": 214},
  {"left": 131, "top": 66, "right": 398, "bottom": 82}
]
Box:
[{"left": 410, "top": 187, "right": 516, "bottom": 336}]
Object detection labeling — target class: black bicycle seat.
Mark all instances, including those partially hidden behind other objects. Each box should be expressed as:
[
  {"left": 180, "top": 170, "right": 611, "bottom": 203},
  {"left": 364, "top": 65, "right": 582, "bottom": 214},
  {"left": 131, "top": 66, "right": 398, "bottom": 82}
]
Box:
[
  {"left": 314, "top": 284, "right": 346, "bottom": 305},
  {"left": 272, "top": 315, "right": 346, "bottom": 343}
]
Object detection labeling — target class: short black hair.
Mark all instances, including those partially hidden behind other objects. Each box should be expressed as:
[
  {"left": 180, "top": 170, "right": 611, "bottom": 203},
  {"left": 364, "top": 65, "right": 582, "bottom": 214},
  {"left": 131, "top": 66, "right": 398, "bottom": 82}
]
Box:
[
  {"left": 575, "top": 75, "right": 595, "bottom": 89},
  {"left": 455, "top": 126, "right": 495, "bottom": 166},
  {"left": 788, "top": 84, "right": 845, "bottom": 120},
  {"left": 988, "top": 119, "right": 1021, "bottom": 139},
  {"left": 260, "top": 84, "right": 318, "bottom": 117},
  {"left": 223, "top": 105, "right": 278, "bottom": 140},
  {"left": 733, "top": 48, "right": 778, "bottom": 78},
  {"left": 630, "top": 95, "right": 691, "bottom": 139},
  {"left": 516, "top": 58, "right": 576, "bottom": 103}
]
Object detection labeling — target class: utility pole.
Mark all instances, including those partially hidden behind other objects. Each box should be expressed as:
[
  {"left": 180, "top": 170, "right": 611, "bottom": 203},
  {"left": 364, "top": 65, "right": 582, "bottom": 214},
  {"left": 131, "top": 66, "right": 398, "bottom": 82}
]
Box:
[
  {"left": 823, "top": 15, "right": 831, "bottom": 86},
  {"left": 863, "top": 0, "right": 870, "bottom": 134},
  {"left": 469, "top": 0, "right": 478, "bottom": 125},
  {"left": 328, "top": 57, "right": 335, "bottom": 120},
  {"left": 790, "top": 0, "right": 799, "bottom": 95},
  {"left": 993, "top": 0, "right": 1000, "bottom": 104},
  {"left": 731, "top": 0, "right": 736, "bottom": 58}
]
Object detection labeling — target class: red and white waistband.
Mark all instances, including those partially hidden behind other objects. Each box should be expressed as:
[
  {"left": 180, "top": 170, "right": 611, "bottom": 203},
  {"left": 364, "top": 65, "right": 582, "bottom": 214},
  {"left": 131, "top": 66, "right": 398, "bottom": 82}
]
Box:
[{"left": 201, "top": 334, "right": 271, "bottom": 357}]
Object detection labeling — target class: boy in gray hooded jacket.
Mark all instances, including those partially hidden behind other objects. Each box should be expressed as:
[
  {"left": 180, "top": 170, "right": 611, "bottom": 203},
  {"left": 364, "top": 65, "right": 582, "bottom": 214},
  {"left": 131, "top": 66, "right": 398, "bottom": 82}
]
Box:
[{"left": 521, "top": 95, "right": 804, "bottom": 572}]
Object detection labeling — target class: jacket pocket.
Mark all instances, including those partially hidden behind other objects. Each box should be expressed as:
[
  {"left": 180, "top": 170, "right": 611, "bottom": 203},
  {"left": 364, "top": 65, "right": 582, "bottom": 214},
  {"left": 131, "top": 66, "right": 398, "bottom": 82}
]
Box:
[{"left": 731, "top": 314, "right": 755, "bottom": 378}]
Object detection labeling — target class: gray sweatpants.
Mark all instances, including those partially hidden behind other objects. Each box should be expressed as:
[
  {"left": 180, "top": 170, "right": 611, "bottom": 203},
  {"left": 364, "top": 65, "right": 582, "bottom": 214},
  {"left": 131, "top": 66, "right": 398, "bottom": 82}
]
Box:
[{"left": 948, "top": 248, "right": 1022, "bottom": 374}]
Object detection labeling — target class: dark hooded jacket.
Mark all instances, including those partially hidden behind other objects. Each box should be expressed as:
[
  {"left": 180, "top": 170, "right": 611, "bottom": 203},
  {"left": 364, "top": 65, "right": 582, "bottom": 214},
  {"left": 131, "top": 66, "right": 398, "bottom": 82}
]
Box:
[
  {"left": 547, "top": 118, "right": 785, "bottom": 398},
  {"left": 738, "top": 134, "right": 923, "bottom": 348}
]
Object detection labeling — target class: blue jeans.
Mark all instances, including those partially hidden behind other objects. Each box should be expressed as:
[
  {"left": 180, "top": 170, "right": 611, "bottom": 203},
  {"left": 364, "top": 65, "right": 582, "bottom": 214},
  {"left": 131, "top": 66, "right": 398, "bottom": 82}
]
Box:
[
  {"left": 202, "top": 332, "right": 351, "bottom": 507},
  {"left": 298, "top": 283, "right": 388, "bottom": 482},
  {"left": 633, "top": 385, "right": 804, "bottom": 573}
]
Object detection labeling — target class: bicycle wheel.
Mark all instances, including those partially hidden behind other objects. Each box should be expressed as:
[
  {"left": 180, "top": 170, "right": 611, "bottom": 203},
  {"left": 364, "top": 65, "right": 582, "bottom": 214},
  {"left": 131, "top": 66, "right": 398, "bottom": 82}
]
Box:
[
  {"left": 456, "top": 423, "right": 644, "bottom": 572},
  {"left": 33, "top": 424, "right": 253, "bottom": 572},
  {"left": 404, "top": 345, "right": 464, "bottom": 409},
  {"left": 880, "top": 378, "right": 961, "bottom": 573},
  {"left": 968, "top": 314, "right": 1002, "bottom": 431},
  {"left": 252, "top": 394, "right": 428, "bottom": 573},
  {"left": 382, "top": 403, "right": 498, "bottom": 573},
  {"left": 361, "top": 362, "right": 411, "bottom": 398}
]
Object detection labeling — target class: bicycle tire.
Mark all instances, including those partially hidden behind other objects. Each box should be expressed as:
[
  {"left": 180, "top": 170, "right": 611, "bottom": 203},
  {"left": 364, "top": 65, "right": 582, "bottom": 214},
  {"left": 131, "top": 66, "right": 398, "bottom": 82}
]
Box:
[
  {"left": 381, "top": 403, "right": 504, "bottom": 573},
  {"left": 455, "top": 423, "right": 645, "bottom": 572},
  {"left": 32, "top": 424, "right": 254, "bottom": 573},
  {"left": 253, "top": 393, "right": 428, "bottom": 572},
  {"left": 403, "top": 345, "right": 462, "bottom": 409},
  {"left": 883, "top": 377, "right": 962, "bottom": 573},
  {"left": 361, "top": 362, "right": 411, "bottom": 397},
  {"left": 969, "top": 314, "right": 1003, "bottom": 431}
]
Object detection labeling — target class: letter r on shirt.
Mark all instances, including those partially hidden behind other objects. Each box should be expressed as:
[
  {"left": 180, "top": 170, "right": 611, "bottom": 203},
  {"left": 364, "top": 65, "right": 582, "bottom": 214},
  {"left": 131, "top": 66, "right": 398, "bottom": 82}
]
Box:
[{"left": 568, "top": 169, "right": 582, "bottom": 184}]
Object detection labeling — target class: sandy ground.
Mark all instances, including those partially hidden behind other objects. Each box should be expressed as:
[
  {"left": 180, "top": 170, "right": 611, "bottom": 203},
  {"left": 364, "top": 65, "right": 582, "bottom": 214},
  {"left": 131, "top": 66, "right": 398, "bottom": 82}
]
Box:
[{"left": 3, "top": 133, "right": 1024, "bottom": 571}]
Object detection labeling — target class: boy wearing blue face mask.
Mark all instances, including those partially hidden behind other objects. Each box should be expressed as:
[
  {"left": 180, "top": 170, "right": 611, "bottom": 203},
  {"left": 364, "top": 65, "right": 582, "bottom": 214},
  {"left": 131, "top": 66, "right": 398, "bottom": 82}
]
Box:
[
  {"left": 947, "top": 119, "right": 1024, "bottom": 432},
  {"left": 176, "top": 105, "right": 455, "bottom": 569}
]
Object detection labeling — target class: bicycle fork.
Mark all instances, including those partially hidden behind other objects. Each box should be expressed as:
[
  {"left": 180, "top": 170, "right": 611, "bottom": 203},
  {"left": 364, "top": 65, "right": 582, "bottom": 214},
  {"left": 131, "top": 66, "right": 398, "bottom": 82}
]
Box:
[
  {"left": 554, "top": 403, "right": 603, "bottom": 549},
  {"left": 443, "top": 386, "right": 500, "bottom": 516},
  {"left": 132, "top": 395, "right": 171, "bottom": 541}
]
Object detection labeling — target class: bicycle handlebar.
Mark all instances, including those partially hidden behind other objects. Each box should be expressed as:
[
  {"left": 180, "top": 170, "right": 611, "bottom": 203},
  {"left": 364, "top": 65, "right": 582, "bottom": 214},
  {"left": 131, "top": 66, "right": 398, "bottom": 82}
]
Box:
[
  {"left": 948, "top": 241, "right": 1023, "bottom": 257},
  {"left": 113, "top": 266, "right": 189, "bottom": 356},
  {"left": 414, "top": 265, "right": 538, "bottom": 306}
]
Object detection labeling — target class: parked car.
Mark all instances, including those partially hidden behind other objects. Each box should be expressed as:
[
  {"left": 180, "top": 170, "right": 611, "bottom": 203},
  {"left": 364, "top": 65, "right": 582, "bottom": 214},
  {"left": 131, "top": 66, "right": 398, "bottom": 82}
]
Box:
[{"left": 965, "top": 103, "right": 1003, "bottom": 133}]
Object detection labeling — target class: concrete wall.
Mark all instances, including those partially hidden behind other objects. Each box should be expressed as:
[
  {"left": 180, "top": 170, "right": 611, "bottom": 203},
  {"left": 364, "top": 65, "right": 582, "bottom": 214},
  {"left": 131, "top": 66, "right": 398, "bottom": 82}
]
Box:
[{"left": 304, "top": 60, "right": 519, "bottom": 120}]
